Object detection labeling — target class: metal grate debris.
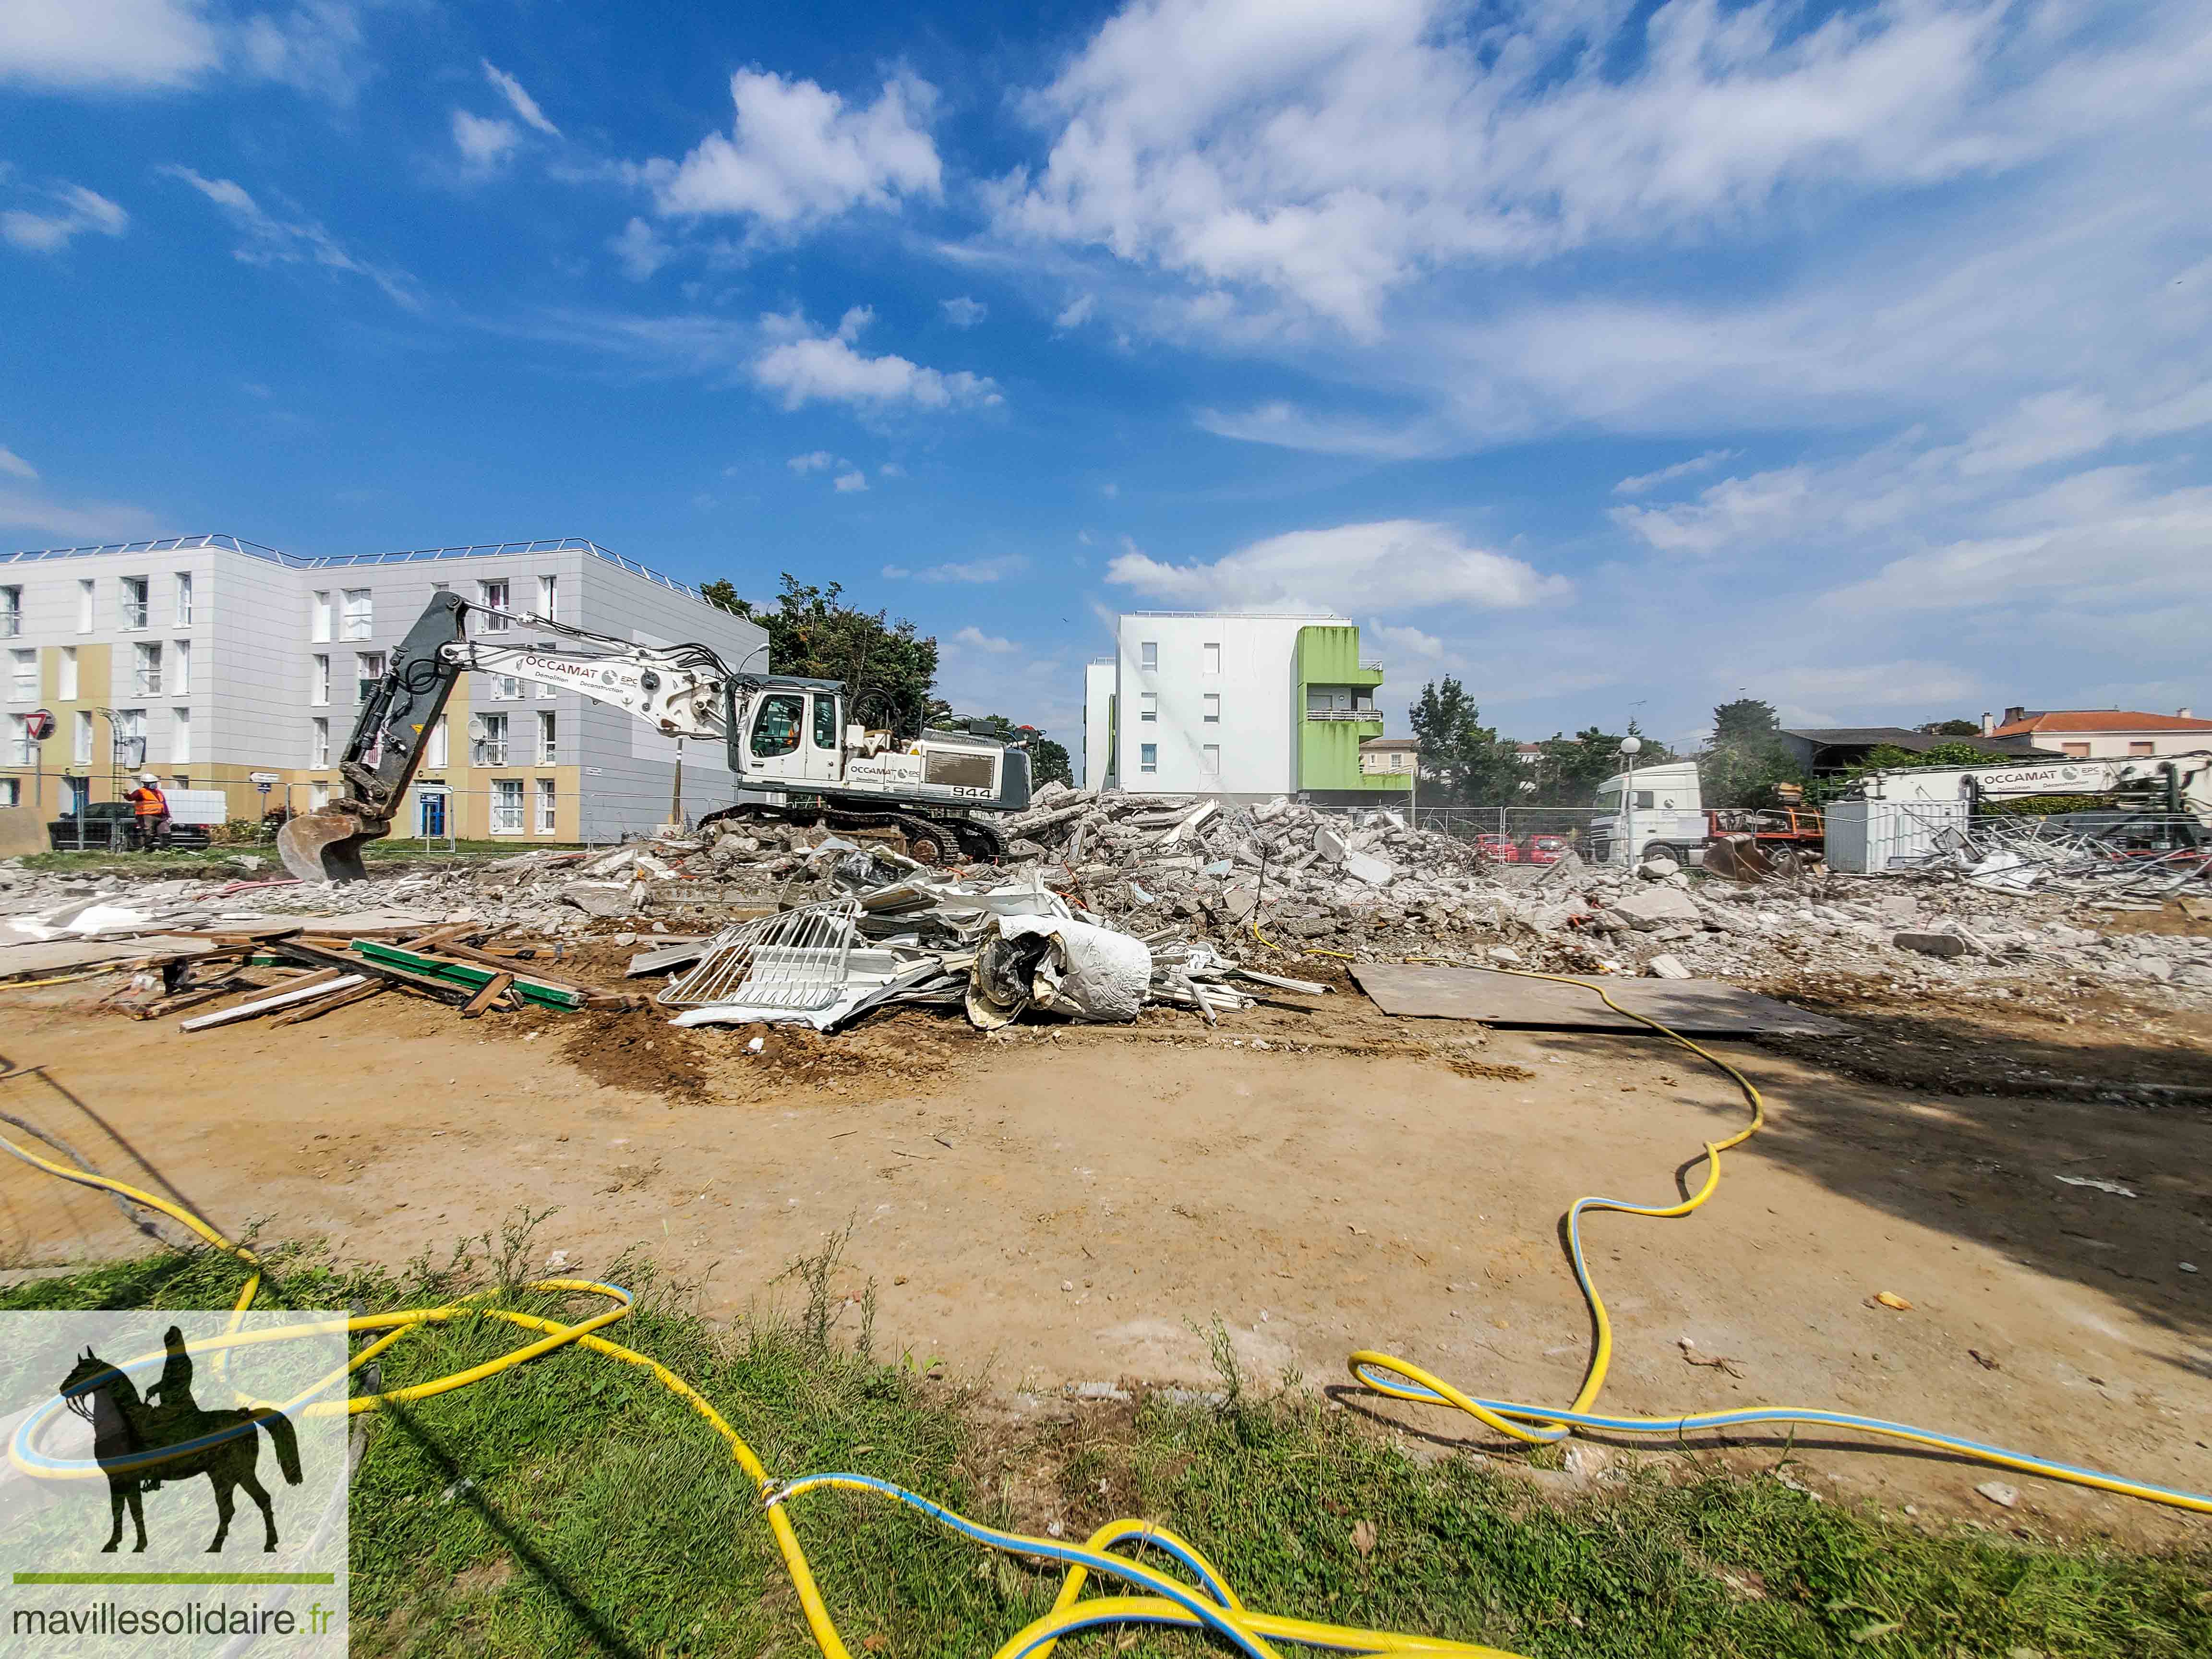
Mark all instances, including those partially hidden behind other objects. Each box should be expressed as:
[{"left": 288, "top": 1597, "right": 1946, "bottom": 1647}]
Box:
[{"left": 655, "top": 900, "right": 862, "bottom": 1010}]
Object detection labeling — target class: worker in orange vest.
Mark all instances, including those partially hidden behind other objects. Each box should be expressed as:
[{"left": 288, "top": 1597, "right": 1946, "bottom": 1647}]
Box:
[{"left": 125, "top": 771, "right": 170, "bottom": 851}]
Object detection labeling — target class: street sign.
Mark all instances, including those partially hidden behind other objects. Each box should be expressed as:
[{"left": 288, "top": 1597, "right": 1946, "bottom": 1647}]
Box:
[
  {"left": 24, "top": 709, "right": 54, "bottom": 741},
  {"left": 249, "top": 770, "right": 281, "bottom": 784}
]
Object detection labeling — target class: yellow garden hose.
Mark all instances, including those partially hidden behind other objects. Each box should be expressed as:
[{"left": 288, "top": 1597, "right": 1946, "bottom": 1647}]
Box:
[
  {"left": 1347, "top": 965, "right": 2212, "bottom": 1515},
  {"left": 1, "top": 1120, "right": 1520, "bottom": 1659}
]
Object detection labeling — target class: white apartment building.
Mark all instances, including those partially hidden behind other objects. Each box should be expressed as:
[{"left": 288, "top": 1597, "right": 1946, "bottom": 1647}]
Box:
[
  {"left": 0, "top": 533, "right": 766, "bottom": 841},
  {"left": 1082, "top": 611, "right": 1409, "bottom": 804}
]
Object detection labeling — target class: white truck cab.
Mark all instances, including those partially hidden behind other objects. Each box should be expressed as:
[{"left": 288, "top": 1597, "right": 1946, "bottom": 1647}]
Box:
[{"left": 1590, "top": 760, "right": 1705, "bottom": 866}]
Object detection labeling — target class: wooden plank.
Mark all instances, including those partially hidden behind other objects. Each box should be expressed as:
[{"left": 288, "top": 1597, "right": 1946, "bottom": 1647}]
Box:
[
  {"left": 460, "top": 972, "right": 514, "bottom": 1019},
  {"left": 407, "top": 937, "right": 586, "bottom": 989},
  {"left": 268, "top": 938, "right": 474, "bottom": 1004},
  {"left": 397, "top": 923, "right": 483, "bottom": 952},
  {"left": 181, "top": 972, "right": 366, "bottom": 1031},
  {"left": 1347, "top": 962, "right": 1853, "bottom": 1037},
  {"left": 272, "top": 980, "right": 386, "bottom": 1026},
  {"left": 348, "top": 939, "right": 584, "bottom": 1009}
]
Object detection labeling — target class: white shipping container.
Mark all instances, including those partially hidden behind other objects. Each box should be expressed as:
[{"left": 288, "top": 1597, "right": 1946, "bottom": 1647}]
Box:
[{"left": 1824, "top": 797, "right": 1970, "bottom": 873}]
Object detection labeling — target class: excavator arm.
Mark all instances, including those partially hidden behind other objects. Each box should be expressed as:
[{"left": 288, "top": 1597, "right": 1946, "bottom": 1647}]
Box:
[{"left": 277, "top": 593, "right": 733, "bottom": 881}]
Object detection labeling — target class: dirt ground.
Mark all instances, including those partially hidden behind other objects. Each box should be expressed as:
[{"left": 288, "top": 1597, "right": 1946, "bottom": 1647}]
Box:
[{"left": 3, "top": 963, "right": 2209, "bottom": 1551}]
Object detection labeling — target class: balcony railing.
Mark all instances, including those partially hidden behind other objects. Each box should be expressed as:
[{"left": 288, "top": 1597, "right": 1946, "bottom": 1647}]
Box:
[
  {"left": 1306, "top": 708, "right": 1384, "bottom": 721},
  {"left": 134, "top": 671, "right": 162, "bottom": 696},
  {"left": 120, "top": 602, "right": 149, "bottom": 630},
  {"left": 474, "top": 742, "right": 508, "bottom": 767},
  {"left": 0, "top": 614, "right": 20, "bottom": 637}
]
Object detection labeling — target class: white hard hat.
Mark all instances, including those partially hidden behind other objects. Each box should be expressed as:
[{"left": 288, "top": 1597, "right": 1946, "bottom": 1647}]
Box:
[{"left": 139, "top": 771, "right": 158, "bottom": 784}]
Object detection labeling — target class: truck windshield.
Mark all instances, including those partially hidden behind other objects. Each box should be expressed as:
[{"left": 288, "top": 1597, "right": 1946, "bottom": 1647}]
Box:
[
  {"left": 1595, "top": 790, "right": 1621, "bottom": 813},
  {"left": 751, "top": 694, "right": 803, "bottom": 757}
]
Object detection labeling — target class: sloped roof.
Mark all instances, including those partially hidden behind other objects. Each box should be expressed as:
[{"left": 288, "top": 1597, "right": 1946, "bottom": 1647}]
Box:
[
  {"left": 1781, "top": 727, "right": 2050, "bottom": 757},
  {"left": 1991, "top": 710, "right": 2212, "bottom": 735},
  {"left": 1360, "top": 736, "right": 1419, "bottom": 751}
]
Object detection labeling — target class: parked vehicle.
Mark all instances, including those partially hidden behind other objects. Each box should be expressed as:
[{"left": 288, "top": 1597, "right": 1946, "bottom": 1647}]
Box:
[
  {"left": 1521, "top": 834, "right": 1569, "bottom": 864},
  {"left": 1474, "top": 833, "right": 1521, "bottom": 863}
]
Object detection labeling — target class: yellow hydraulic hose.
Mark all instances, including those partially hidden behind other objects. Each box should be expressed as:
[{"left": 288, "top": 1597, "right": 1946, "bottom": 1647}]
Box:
[
  {"left": 1347, "top": 964, "right": 2212, "bottom": 1514},
  {"left": 1, "top": 1121, "right": 1520, "bottom": 1659}
]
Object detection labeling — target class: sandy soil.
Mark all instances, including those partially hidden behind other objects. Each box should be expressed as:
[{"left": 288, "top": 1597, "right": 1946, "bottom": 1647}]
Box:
[{"left": 2, "top": 969, "right": 2208, "bottom": 1550}]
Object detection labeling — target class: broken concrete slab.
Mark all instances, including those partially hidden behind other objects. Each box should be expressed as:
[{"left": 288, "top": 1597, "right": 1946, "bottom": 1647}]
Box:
[
  {"left": 1347, "top": 962, "right": 1851, "bottom": 1035},
  {"left": 1645, "top": 954, "right": 1694, "bottom": 979},
  {"left": 1894, "top": 931, "right": 1972, "bottom": 957},
  {"left": 1609, "top": 887, "right": 1701, "bottom": 930},
  {"left": 0, "top": 936, "right": 216, "bottom": 979}
]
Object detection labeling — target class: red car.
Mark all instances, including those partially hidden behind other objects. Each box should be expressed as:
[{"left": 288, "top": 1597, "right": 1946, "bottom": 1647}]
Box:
[
  {"left": 1474, "top": 833, "right": 1521, "bottom": 863},
  {"left": 1521, "top": 834, "right": 1570, "bottom": 864}
]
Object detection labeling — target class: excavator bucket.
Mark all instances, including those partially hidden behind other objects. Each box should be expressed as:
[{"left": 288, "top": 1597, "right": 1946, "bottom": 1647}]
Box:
[{"left": 276, "top": 805, "right": 388, "bottom": 884}]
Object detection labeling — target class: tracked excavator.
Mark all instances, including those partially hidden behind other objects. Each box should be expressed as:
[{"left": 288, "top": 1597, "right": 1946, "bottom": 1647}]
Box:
[{"left": 276, "top": 590, "right": 1030, "bottom": 882}]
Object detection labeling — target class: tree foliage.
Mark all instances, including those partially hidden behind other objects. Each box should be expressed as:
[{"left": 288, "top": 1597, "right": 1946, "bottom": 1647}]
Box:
[
  {"left": 955, "top": 713, "right": 1073, "bottom": 789},
  {"left": 700, "top": 574, "right": 939, "bottom": 738},
  {"left": 1407, "top": 678, "right": 1524, "bottom": 804},
  {"left": 1698, "top": 696, "right": 1806, "bottom": 809},
  {"left": 1917, "top": 718, "right": 1983, "bottom": 737}
]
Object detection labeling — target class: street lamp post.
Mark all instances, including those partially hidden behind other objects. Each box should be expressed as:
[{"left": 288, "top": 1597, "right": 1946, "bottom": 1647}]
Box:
[{"left": 1618, "top": 734, "right": 1642, "bottom": 869}]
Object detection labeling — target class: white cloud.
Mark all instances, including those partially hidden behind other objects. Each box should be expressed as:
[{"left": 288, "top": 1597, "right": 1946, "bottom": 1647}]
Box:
[
  {"left": 1757, "top": 661, "right": 1982, "bottom": 727},
  {"left": 647, "top": 69, "right": 940, "bottom": 230},
  {"left": 1613, "top": 449, "right": 1742, "bottom": 497},
  {"left": 883, "top": 555, "right": 1028, "bottom": 583},
  {"left": 995, "top": 0, "right": 2202, "bottom": 337},
  {"left": 952, "top": 625, "right": 1019, "bottom": 654},
  {"left": 610, "top": 216, "right": 671, "bottom": 281},
  {"left": 452, "top": 110, "right": 521, "bottom": 169},
  {"left": 1362, "top": 619, "right": 1444, "bottom": 662},
  {"left": 749, "top": 306, "right": 999, "bottom": 411},
  {"left": 1, "top": 183, "right": 127, "bottom": 253},
  {"left": 833, "top": 469, "right": 867, "bottom": 493},
  {"left": 940, "top": 295, "right": 987, "bottom": 328},
  {"left": 878, "top": 462, "right": 905, "bottom": 478},
  {"left": 0, "top": 446, "right": 37, "bottom": 479},
  {"left": 161, "top": 165, "right": 418, "bottom": 308},
  {"left": 235, "top": 0, "right": 369, "bottom": 106},
  {"left": 1107, "top": 519, "right": 1569, "bottom": 612},
  {"left": 1054, "top": 292, "right": 1095, "bottom": 331},
  {"left": 483, "top": 59, "right": 558, "bottom": 136},
  {"left": 0, "top": 0, "right": 218, "bottom": 90},
  {"left": 0, "top": 486, "right": 162, "bottom": 544},
  {"left": 787, "top": 450, "right": 837, "bottom": 473}
]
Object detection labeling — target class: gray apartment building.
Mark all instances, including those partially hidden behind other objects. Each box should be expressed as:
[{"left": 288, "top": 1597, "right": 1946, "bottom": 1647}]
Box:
[{"left": 0, "top": 534, "right": 767, "bottom": 842}]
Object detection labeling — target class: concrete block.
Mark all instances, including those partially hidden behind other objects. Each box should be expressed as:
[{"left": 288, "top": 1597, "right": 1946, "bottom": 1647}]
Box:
[
  {"left": 1893, "top": 931, "right": 1971, "bottom": 957},
  {"left": 1645, "top": 954, "right": 1693, "bottom": 979},
  {"left": 1610, "top": 888, "right": 1701, "bottom": 930}
]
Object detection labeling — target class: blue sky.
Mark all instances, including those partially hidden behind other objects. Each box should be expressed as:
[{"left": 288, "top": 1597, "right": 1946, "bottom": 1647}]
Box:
[{"left": 4, "top": 0, "right": 2208, "bottom": 770}]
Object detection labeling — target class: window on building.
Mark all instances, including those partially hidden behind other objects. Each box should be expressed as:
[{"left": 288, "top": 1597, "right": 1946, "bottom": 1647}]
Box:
[
  {"left": 172, "top": 707, "right": 191, "bottom": 765},
  {"left": 1393, "top": 752, "right": 1409, "bottom": 771},
  {"left": 0, "top": 586, "right": 20, "bottom": 637},
  {"left": 356, "top": 651, "right": 386, "bottom": 703},
  {"left": 174, "top": 572, "right": 193, "bottom": 625},
  {"left": 310, "top": 781, "right": 330, "bottom": 810},
  {"left": 9, "top": 648, "right": 35, "bottom": 701},
  {"left": 2062, "top": 742, "right": 2091, "bottom": 758},
  {"left": 1139, "top": 640, "right": 1157, "bottom": 670},
  {"left": 535, "top": 776, "right": 557, "bottom": 833},
  {"left": 113, "top": 708, "right": 145, "bottom": 766},
  {"left": 311, "top": 591, "right": 333, "bottom": 641},
  {"left": 120, "top": 576, "right": 149, "bottom": 630},
  {"left": 490, "top": 777, "right": 524, "bottom": 833},
  {"left": 0, "top": 777, "right": 17, "bottom": 807},
  {"left": 171, "top": 639, "right": 190, "bottom": 695},
  {"left": 537, "top": 674, "right": 556, "bottom": 700},
  {"left": 479, "top": 580, "right": 511, "bottom": 631},
  {"left": 535, "top": 575, "right": 557, "bottom": 621},
  {"left": 311, "top": 717, "right": 330, "bottom": 768},
  {"left": 1202, "top": 692, "right": 1221, "bottom": 723},
  {"left": 1202, "top": 743, "right": 1221, "bottom": 775},
  {"left": 427, "top": 716, "right": 448, "bottom": 769},
  {"left": 1139, "top": 691, "right": 1158, "bottom": 722},
  {"left": 537, "top": 709, "right": 556, "bottom": 763},
  {"left": 2128, "top": 740, "right": 2155, "bottom": 756},
  {"left": 1140, "top": 742, "right": 1158, "bottom": 774},
  {"left": 132, "top": 641, "right": 161, "bottom": 696},
  {"left": 58, "top": 647, "right": 76, "bottom": 700},
  {"left": 1202, "top": 641, "right": 1220, "bottom": 674},
  {"left": 311, "top": 654, "right": 330, "bottom": 707},
  {"left": 76, "top": 578, "right": 95, "bottom": 634},
  {"left": 341, "top": 589, "right": 373, "bottom": 640},
  {"left": 73, "top": 710, "right": 92, "bottom": 763},
  {"left": 475, "top": 712, "right": 509, "bottom": 766},
  {"left": 492, "top": 674, "right": 521, "bottom": 701},
  {"left": 4, "top": 714, "right": 29, "bottom": 765}
]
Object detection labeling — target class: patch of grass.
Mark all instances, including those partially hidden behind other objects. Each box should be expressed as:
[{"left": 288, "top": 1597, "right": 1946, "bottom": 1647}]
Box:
[
  {"left": 19, "top": 838, "right": 585, "bottom": 877},
  {"left": 9, "top": 1243, "right": 2210, "bottom": 1659}
]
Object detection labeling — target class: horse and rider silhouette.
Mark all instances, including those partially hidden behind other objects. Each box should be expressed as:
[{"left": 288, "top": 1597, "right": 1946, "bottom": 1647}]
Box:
[{"left": 57, "top": 1326, "right": 303, "bottom": 1554}]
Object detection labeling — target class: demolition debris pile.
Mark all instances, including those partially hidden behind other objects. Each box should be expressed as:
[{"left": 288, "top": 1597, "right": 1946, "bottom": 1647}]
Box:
[{"left": 0, "top": 781, "right": 2207, "bottom": 1035}]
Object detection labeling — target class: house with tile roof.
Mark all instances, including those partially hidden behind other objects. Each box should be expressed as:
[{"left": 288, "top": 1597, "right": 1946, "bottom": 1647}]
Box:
[{"left": 1986, "top": 706, "right": 2212, "bottom": 760}]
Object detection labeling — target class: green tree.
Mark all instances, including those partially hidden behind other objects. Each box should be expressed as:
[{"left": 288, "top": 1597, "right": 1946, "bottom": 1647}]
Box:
[
  {"left": 1529, "top": 726, "right": 1625, "bottom": 805},
  {"left": 1407, "top": 678, "right": 1524, "bottom": 803},
  {"left": 701, "top": 574, "right": 939, "bottom": 738},
  {"left": 1916, "top": 718, "right": 1983, "bottom": 737},
  {"left": 1698, "top": 695, "right": 1806, "bottom": 809}
]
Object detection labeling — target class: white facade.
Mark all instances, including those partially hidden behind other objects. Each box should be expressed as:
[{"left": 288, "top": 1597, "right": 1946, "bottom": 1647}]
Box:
[
  {"left": 1087, "top": 613, "right": 1317, "bottom": 796},
  {"left": 0, "top": 534, "right": 765, "bottom": 840}
]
